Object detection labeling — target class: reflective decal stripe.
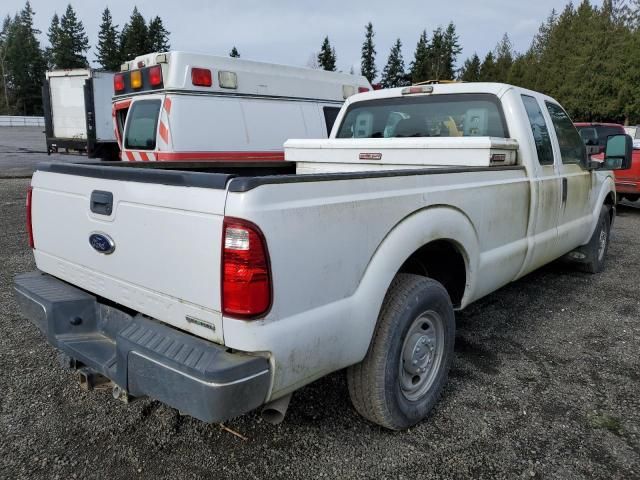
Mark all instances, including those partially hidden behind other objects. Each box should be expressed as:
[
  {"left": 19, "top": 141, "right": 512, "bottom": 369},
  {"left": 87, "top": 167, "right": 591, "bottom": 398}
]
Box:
[
  {"left": 124, "top": 151, "right": 135, "bottom": 161},
  {"left": 114, "top": 99, "right": 132, "bottom": 110},
  {"left": 163, "top": 96, "right": 172, "bottom": 115},
  {"left": 155, "top": 151, "right": 285, "bottom": 161},
  {"left": 159, "top": 121, "right": 169, "bottom": 144}
]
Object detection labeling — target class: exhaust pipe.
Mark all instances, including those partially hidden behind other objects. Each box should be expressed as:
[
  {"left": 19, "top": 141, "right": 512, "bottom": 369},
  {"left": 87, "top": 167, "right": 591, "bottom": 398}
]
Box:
[{"left": 261, "top": 394, "right": 292, "bottom": 425}]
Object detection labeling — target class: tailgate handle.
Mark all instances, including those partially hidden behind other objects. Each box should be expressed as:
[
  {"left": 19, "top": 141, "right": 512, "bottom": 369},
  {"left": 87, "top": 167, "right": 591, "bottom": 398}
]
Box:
[{"left": 90, "top": 191, "right": 113, "bottom": 216}]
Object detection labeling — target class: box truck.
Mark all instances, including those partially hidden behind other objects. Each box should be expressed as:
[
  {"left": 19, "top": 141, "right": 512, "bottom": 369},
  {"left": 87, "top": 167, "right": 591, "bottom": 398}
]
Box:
[{"left": 43, "top": 69, "right": 119, "bottom": 160}]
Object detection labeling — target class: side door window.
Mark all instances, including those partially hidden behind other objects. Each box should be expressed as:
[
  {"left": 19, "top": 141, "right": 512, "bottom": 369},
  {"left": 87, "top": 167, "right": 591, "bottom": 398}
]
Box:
[
  {"left": 521, "top": 95, "right": 554, "bottom": 166},
  {"left": 545, "top": 101, "right": 592, "bottom": 247},
  {"left": 545, "top": 102, "right": 585, "bottom": 165}
]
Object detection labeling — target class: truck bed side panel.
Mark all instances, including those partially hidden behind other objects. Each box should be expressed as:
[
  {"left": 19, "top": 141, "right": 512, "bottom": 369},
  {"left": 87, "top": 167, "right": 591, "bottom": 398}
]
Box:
[{"left": 223, "top": 168, "right": 530, "bottom": 395}]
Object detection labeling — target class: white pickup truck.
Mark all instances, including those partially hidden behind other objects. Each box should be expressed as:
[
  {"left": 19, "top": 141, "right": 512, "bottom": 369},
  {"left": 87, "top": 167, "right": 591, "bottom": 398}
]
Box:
[{"left": 14, "top": 83, "right": 632, "bottom": 430}]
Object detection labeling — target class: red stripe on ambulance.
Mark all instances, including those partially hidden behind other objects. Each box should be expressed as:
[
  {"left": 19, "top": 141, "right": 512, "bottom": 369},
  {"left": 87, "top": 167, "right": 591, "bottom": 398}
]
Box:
[
  {"left": 159, "top": 121, "right": 169, "bottom": 144},
  {"left": 155, "top": 151, "right": 285, "bottom": 161}
]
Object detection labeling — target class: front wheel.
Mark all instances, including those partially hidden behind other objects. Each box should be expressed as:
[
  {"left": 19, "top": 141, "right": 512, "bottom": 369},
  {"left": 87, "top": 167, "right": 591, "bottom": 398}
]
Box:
[
  {"left": 581, "top": 206, "right": 611, "bottom": 274},
  {"left": 347, "top": 274, "right": 455, "bottom": 430}
]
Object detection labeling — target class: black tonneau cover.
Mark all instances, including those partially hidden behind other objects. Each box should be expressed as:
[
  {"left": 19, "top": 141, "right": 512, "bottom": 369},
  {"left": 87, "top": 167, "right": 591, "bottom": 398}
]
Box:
[{"left": 35, "top": 161, "right": 523, "bottom": 192}]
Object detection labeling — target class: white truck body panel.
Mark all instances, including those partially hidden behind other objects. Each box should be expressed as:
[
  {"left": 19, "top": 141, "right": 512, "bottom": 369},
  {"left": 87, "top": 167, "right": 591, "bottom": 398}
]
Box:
[
  {"left": 28, "top": 82, "right": 617, "bottom": 404},
  {"left": 125, "top": 51, "right": 370, "bottom": 100},
  {"left": 46, "top": 69, "right": 90, "bottom": 140},
  {"left": 165, "top": 95, "right": 330, "bottom": 154},
  {"left": 91, "top": 71, "right": 116, "bottom": 142}
]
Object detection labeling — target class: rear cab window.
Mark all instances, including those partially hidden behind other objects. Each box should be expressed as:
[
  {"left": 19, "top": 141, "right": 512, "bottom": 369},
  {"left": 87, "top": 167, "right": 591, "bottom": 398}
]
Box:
[
  {"left": 335, "top": 93, "right": 509, "bottom": 139},
  {"left": 125, "top": 99, "right": 161, "bottom": 150}
]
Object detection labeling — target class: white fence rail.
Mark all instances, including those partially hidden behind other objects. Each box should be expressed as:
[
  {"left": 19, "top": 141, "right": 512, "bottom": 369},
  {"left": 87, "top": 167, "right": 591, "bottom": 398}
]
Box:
[{"left": 0, "top": 115, "right": 45, "bottom": 127}]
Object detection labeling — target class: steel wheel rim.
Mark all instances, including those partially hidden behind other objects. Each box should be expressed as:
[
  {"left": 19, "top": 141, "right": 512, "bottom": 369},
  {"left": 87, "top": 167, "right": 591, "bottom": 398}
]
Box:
[
  {"left": 399, "top": 310, "right": 445, "bottom": 402},
  {"left": 598, "top": 223, "right": 607, "bottom": 261}
]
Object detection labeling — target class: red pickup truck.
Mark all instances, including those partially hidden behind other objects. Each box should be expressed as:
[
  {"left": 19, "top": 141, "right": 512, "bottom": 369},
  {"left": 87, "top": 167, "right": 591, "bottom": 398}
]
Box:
[{"left": 575, "top": 122, "right": 640, "bottom": 203}]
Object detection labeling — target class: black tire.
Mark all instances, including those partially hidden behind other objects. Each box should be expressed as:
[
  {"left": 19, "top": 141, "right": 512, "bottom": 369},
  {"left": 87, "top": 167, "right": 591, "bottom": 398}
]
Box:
[
  {"left": 625, "top": 194, "right": 639, "bottom": 203},
  {"left": 581, "top": 206, "right": 611, "bottom": 274},
  {"left": 347, "top": 274, "right": 455, "bottom": 430}
]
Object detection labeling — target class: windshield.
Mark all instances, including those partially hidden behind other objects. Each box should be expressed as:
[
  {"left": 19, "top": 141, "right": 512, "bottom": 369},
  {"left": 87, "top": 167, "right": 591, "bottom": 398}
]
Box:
[
  {"left": 125, "top": 99, "right": 161, "bottom": 150},
  {"left": 336, "top": 93, "right": 508, "bottom": 139}
]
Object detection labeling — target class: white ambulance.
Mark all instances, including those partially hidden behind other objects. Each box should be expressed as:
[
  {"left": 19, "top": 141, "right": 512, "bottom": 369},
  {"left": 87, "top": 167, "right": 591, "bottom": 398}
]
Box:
[{"left": 113, "top": 51, "right": 372, "bottom": 162}]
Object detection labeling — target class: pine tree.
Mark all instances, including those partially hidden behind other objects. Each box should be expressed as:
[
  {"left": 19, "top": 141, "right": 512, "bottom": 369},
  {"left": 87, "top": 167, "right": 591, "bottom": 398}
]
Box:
[
  {"left": 479, "top": 51, "right": 496, "bottom": 81},
  {"left": 148, "top": 16, "right": 170, "bottom": 52},
  {"left": 45, "top": 13, "right": 59, "bottom": 69},
  {"left": 317, "top": 36, "right": 336, "bottom": 71},
  {"left": 458, "top": 53, "right": 481, "bottom": 82},
  {"left": 381, "top": 38, "right": 409, "bottom": 88},
  {"left": 423, "top": 23, "right": 461, "bottom": 81},
  {"left": 5, "top": 2, "right": 46, "bottom": 114},
  {"left": 441, "top": 22, "right": 462, "bottom": 79},
  {"left": 493, "top": 33, "right": 514, "bottom": 82},
  {"left": 360, "top": 22, "right": 377, "bottom": 83},
  {"left": 229, "top": 46, "right": 240, "bottom": 58},
  {"left": 120, "top": 7, "right": 149, "bottom": 61},
  {"left": 410, "top": 30, "right": 430, "bottom": 83},
  {"left": 0, "top": 15, "right": 13, "bottom": 112},
  {"left": 96, "top": 8, "right": 121, "bottom": 70},
  {"left": 49, "top": 4, "right": 89, "bottom": 69}
]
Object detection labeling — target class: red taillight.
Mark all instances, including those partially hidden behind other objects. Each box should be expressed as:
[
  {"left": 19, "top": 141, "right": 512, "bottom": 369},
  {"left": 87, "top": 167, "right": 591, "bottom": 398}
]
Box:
[
  {"left": 358, "top": 87, "right": 370, "bottom": 93},
  {"left": 26, "top": 186, "right": 34, "bottom": 249},
  {"left": 222, "top": 217, "right": 271, "bottom": 318},
  {"left": 149, "top": 65, "right": 162, "bottom": 87},
  {"left": 114, "top": 73, "right": 125, "bottom": 93},
  {"left": 192, "top": 67, "right": 212, "bottom": 87}
]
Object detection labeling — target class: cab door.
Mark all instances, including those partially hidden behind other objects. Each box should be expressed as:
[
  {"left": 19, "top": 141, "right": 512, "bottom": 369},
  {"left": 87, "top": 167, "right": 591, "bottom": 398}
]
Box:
[{"left": 544, "top": 102, "right": 592, "bottom": 251}]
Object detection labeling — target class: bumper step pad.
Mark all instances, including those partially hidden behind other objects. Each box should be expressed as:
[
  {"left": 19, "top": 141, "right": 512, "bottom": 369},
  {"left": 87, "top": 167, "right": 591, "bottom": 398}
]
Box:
[{"left": 14, "top": 271, "right": 270, "bottom": 422}]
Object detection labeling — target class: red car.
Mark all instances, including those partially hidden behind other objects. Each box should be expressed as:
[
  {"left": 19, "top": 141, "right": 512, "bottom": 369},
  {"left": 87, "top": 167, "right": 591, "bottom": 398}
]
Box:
[{"left": 575, "top": 122, "right": 640, "bottom": 203}]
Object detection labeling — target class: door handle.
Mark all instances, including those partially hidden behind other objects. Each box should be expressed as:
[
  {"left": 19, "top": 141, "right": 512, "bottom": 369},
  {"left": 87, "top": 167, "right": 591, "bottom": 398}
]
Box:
[{"left": 562, "top": 177, "right": 568, "bottom": 203}]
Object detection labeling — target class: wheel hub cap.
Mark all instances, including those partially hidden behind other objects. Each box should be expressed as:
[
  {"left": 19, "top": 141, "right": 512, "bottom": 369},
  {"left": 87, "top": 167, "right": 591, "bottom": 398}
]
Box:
[{"left": 399, "top": 311, "right": 445, "bottom": 401}]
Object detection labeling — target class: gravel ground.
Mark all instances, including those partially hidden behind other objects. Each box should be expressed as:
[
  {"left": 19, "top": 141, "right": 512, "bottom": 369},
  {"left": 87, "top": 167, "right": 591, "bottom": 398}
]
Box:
[
  {"left": 0, "top": 132, "right": 639, "bottom": 478},
  {"left": 0, "top": 127, "right": 79, "bottom": 177}
]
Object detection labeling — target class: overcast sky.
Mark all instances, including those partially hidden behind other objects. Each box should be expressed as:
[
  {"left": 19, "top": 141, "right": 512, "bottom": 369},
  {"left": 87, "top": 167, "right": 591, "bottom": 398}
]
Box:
[{"left": 4, "top": 0, "right": 603, "bottom": 76}]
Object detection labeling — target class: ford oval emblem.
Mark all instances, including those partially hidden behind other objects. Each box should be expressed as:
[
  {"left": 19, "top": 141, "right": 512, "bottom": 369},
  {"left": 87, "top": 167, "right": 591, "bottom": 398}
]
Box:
[{"left": 89, "top": 232, "right": 115, "bottom": 255}]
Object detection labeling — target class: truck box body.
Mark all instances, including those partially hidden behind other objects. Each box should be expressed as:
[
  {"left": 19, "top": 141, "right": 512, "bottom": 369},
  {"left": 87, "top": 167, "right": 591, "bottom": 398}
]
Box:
[
  {"left": 16, "top": 82, "right": 627, "bottom": 427},
  {"left": 43, "top": 69, "right": 118, "bottom": 160},
  {"left": 47, "top": 69, "right": 89, "bottom": 140}
]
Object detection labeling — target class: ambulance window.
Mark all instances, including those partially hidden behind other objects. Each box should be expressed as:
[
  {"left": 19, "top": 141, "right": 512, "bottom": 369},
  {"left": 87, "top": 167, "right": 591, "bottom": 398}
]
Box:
[
  {"left": 323, "top": 107, "right": 341, "bottom": 136},
  {"left": 125, "top": 100, "right": 161, "bottom": 150}
]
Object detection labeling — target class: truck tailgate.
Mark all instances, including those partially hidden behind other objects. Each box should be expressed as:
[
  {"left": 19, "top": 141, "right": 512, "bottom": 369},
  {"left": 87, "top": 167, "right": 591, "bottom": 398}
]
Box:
[{"left": 30, "top": 165, "right": 230, "bottom": 343}]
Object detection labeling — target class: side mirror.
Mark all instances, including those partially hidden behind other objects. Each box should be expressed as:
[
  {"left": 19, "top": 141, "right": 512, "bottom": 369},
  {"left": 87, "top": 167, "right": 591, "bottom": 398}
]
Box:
[{"left": 602, "top": 134, "right": 632, "bottom": 170}]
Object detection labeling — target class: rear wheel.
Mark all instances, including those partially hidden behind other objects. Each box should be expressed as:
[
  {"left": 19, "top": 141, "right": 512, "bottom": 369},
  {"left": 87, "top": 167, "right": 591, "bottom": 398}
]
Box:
[
  {"left": 347, "top": 274, "right": 455, "bottom": 430},
  {"left": 625, "top": 194, "right": 639, "bottom": 203}
]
